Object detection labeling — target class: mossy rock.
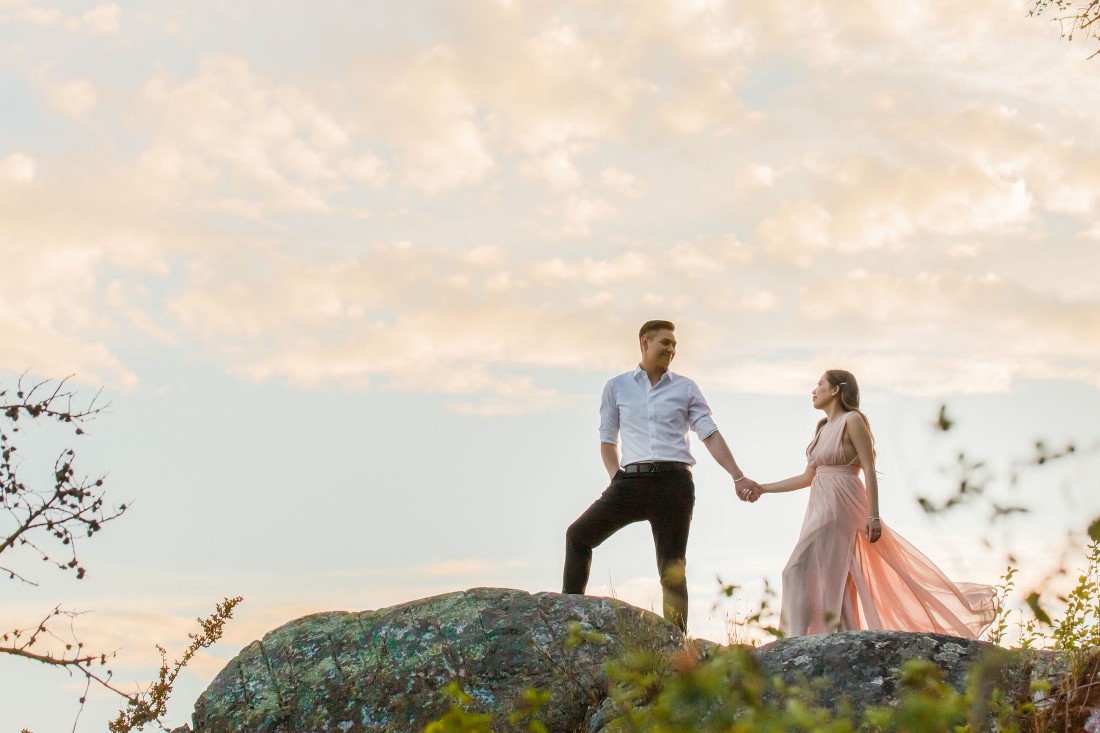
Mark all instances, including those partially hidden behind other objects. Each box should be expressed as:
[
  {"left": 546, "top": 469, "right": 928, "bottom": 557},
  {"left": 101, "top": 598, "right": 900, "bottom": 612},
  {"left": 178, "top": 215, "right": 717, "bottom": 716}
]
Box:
[{"left": 191, "top": 587, "right": 682, "bottom": 732}]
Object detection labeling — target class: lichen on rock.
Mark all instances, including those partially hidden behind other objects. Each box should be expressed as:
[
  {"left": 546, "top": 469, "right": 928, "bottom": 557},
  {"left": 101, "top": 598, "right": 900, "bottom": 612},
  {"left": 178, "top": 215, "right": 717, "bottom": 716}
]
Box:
[
  {"left": 185, "top": 588, "right": 1096, "bottom": 733},
  {"left": 191, "top": 587, "right": 682, "bottom": 732}
]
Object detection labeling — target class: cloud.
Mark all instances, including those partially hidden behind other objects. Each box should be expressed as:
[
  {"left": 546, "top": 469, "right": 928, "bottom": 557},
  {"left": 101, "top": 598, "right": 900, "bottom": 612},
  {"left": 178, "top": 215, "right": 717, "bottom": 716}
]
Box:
[
  {"left": 2, "top": 0, "right": 1099, "bottom": 408},
  {"left": 151, "top": 211, "right": 1100, "bottom": 407},
  {"left": 341, "top": 153, "right": 389, "bottom": 186},
  {"left": 520, "top": 148, "right": 582, "bottom": 190},
  {"left": 794, "top": 270, "right": 1100, "bottom": 390},
  {"left": 0, "top": 1, "right": 59, "bottom": 25},
  {"left": 540, "top": 195, "right": 616, "bottom": 238},
  {"left": 0, "top": 241, "right": 138, "bottom": 389},
  {"left": 529, "top": 252, "right": 653, "bottom": 286},
  {"left": 164, "top": 241, "right": 689, "bottom": 407},
  {"left": 752, "top": 201, "right": 833, "bottom": 264},
  {"left": 45, "top": 78, "right": 98, "bottom": 117},
  {"left": 735, "top": 164, "right": 775, "bottom": 192},
  {"left": 599, "top": 166, "right": 641, "bottom": 197},
  {"left": 1, "top": 1, "right": 120, "bottom": 31},
  {"left": 0, "top": 153, "right": 35, "bottom": 182},
  {"left": 66, "top": 3, "right": 120, "bottom": 33},
  {"left": 139, "top": 55, "right": 388, "bottom": 212},
  {"left": 374, "top": 47, "right": 494, "bottom": 193}
]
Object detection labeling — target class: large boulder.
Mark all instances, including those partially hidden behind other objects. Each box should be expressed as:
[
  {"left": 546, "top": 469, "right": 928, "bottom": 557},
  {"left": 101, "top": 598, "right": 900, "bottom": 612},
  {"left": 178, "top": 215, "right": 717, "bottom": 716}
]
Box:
[
  {"left": 187, "top": 588, "right": 1096, "bottom": 733},
  {"left": 191, "top": 587, "right": 682, "bottom": 733},
  {"left": 754, "top": 629, "right": 1031, "bottom": 710}
]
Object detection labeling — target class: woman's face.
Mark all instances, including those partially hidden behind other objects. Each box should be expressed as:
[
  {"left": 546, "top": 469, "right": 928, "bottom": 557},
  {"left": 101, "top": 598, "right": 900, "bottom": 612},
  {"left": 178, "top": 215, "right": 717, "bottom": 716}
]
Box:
[{"left": 811, "top": 373, "right": 837, "bottom": 409}]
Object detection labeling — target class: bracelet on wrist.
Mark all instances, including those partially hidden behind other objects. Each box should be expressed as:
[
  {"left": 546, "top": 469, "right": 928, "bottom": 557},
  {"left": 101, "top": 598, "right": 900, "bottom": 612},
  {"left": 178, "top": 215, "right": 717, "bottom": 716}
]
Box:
[{"left": 733, "top": 476, "right": 747, "bottom": 483}]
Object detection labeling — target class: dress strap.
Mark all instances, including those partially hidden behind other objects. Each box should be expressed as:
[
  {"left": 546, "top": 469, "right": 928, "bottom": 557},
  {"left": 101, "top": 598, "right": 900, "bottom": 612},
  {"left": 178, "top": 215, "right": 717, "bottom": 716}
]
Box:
[{"left": 842, "top": 411, "right": 862, "bottom": 466}]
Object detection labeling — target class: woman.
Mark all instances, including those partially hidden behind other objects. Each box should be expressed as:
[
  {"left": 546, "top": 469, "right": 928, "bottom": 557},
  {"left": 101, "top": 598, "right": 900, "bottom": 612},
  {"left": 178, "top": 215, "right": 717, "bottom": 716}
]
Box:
[{"left": 756, "top": 370, "right": 995, "bottom": 638}]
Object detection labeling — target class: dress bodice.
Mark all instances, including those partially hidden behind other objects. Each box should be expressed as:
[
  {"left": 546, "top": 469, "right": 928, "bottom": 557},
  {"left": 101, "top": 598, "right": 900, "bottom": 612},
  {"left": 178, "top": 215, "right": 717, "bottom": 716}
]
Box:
[{"left": 807, "top": 411, "right": 859, "bottom": 469}]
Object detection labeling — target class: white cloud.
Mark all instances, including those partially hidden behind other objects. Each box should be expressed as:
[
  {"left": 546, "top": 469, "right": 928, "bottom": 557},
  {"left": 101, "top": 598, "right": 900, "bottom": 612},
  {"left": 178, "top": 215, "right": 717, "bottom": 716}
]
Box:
[
  {"left": 2, "top": 0, "right": 1099, "bottom": 408},
  {"left": 599, "top": 166, "right": 640, "bottom": 197},
  {"left": 520, "top": 148, "right": 582, "bottom": 190},
  {"left": 752, "top": 201, "right": 833, "bottom": 264},
  {"left": 659, "top": 74, "right": 749, "bottom": 134},
  {"left": 341, "top": 153, "right": 389, "bottom": 186},
  {"left": 0, "top": 244, "right": 138, "bottom": 389},
  {"left": 0, "top": 153, "right": 35, "bottom": 182},
  {"left": 528, "top": 252, "right": 653, "bottom": 286},
  {"left": 82, "top": 3, "right": 119, "bottom": 33},
  {"left": 376, "top": 47, "right": 494, "bottom": 193},
  {"left": 138, "top": 55, "right": 376, "bottom": 212},
  {"left": 540, "top": 195, "right": 615, "bottom": 238},
  {"left": 736, "top": 164, "right": 775, "bottom": 191},
  {"left": 0, "top": 1, "right": 59, "bottom": 25},
  {"left": 1078, "top": 222, "right": 1100, "bottom": 240},
  {"left": 667, "top": 234, "right": 753, "bottom": 274},
  {"left": 47, "top": 78, "right": 98, "bottom": 117},
  {"left": 65, "top": 3, "right": 119, "bottom": 33},
  {"left": 2, "top": 1, "right": 119, "bottom": 31}
]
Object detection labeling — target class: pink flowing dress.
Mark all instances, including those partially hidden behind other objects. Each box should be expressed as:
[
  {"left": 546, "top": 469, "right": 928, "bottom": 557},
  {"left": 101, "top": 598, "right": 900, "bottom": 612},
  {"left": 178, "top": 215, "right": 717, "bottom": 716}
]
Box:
[{"left": 779, "top": 410, "right": 996, "bottom": 638}]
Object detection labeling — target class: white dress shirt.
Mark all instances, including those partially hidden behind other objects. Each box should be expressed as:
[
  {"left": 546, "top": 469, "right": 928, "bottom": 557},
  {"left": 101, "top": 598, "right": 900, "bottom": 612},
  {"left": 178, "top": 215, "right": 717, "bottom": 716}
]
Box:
[{"left": 599, "top": 366, "right": 719, "bottom": 467}]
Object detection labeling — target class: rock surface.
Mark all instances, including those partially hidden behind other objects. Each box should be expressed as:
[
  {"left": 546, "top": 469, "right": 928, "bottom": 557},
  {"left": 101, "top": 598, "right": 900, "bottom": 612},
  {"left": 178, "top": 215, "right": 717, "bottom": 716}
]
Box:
[
  {"left": 754, "top": 629, "right": 1030, "bottom": 710},
  {"left": 191, "top": 587, "right": 681, "bottom": 733},
  {"left": 187, "top": 588, "right": 1087, "bottom": 732}
]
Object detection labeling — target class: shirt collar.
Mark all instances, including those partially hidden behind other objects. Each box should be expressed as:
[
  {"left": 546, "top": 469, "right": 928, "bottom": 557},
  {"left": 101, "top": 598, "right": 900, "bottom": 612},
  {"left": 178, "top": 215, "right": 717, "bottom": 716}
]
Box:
[{"left": 633, "top": 365, "right": 674, "bottom": 384}]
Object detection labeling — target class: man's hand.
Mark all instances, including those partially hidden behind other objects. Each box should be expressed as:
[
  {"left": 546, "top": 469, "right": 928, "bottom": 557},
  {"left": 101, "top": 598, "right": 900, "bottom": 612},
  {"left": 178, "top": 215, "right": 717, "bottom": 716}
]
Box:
[
  {"left": 735, "top": 477, "right": 761, "bottom": 503},
  {"left": 600, "top": 442, "right": 621, "bottom": 480}
]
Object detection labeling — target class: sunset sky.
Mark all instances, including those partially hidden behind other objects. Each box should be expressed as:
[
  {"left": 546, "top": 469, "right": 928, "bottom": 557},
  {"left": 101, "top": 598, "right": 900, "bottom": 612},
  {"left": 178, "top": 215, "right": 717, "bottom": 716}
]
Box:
[{"left": 3, "top": 1, "right": 1100, "bottom": 730}]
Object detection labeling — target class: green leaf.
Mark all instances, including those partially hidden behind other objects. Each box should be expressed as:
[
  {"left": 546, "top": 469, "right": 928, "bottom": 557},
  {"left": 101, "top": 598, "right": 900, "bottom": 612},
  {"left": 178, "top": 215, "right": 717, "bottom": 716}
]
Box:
[
  {"left": 1025, "top": 591, "right": 1052, "bottom": 626},
  {"left": 1088, "top": 517, "right": 1100, "bottom": 543}
]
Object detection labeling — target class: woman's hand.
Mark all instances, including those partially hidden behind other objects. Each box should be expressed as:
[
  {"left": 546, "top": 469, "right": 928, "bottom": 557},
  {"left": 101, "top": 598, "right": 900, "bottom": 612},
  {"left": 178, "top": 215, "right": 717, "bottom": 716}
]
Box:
[
  {"left": 867, "top": 516, "right": 882, "bottom": 543},
  {"left": 735, "top": 477, "right": 761, "bottom": 502}
]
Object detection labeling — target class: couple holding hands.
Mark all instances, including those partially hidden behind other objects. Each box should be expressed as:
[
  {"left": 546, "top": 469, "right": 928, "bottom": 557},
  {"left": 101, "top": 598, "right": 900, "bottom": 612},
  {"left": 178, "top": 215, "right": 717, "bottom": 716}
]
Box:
[{"left": 562, "top": 320, "right": 995, "bottom": 638}]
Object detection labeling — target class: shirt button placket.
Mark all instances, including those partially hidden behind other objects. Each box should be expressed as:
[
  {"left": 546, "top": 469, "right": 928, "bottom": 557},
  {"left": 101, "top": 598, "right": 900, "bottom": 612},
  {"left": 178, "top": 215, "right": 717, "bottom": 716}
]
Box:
[{"left": 647, "top": 385, "right": 656, "bottom": 455}]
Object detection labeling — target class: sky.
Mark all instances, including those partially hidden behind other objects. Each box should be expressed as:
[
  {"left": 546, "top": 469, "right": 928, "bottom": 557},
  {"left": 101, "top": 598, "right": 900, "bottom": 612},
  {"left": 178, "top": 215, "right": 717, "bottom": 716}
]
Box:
[{"left": 2, "top": 0, "right": 1100, "bottom": 730}]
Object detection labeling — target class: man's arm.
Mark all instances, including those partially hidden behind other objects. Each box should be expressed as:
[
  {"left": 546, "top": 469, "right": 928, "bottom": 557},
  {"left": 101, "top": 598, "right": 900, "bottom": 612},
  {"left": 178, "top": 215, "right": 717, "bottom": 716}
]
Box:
[
  {"left": 702, "top": 431, "right": 760, "bottom": 501},
  {"left": 598, "top": 379, "right": 620, "bottom": 481},
  {"left": 600, "top": 442, "right": 620, "bottom": 480}
]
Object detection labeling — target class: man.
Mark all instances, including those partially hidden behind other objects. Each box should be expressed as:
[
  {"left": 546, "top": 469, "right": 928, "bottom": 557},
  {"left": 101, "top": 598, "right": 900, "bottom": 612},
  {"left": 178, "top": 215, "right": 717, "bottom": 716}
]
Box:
[{"left": 562, "top": 320, "right": 759, "bottom": 631}]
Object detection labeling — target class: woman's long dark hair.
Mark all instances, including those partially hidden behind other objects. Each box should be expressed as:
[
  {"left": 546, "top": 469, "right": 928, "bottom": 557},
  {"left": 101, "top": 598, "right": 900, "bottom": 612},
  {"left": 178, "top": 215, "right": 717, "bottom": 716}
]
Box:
[{"left": 812, "top": 369, "right": 876, "bottom": 462}]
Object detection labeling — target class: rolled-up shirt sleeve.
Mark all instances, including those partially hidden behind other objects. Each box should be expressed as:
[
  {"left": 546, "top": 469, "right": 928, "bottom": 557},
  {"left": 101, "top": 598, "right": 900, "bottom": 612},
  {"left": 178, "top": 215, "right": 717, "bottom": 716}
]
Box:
[
  {"left": 598, "top": 379, "right": 619, "bottom": 445},
  {"left": 687, "top": 381, "right": 719, "bottom": 440}
]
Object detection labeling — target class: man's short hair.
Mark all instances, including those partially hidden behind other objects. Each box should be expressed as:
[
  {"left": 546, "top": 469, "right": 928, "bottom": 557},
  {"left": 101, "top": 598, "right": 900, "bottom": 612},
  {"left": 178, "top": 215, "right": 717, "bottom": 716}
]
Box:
[{"left": 639, "top": 320, "right": 676, "bottom": 339}]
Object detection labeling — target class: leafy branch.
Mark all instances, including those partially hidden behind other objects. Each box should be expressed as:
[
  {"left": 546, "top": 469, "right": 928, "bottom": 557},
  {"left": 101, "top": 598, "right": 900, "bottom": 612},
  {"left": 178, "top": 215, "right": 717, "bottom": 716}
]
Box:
[
  {"left": 109, "top": 597, "right": 244, "bottom": 733},
  {"left": 1, "top": 375, "right": 240, "bottom": 732},
  {"left": 1030, "top": 0, "right": 1100, "bottom": 58},
  {"left": 2, "top": 374, "right": 126, "bottom": 585}
]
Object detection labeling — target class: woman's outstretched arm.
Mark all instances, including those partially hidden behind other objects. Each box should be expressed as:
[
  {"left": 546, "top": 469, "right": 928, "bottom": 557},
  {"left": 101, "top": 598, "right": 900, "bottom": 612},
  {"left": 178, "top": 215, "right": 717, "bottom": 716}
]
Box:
[{"left": 759, "top": 464, "right": 815, "bottom": 494}]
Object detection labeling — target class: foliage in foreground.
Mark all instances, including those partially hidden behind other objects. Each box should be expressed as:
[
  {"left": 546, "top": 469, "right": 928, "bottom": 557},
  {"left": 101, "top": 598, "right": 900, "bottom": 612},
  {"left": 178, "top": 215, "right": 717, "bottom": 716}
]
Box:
[
  {"left": 426, "top": 542, "right": 1100, "bottom": 732},
  {"left": 1, "top": 376, "right": 240, "bottom": 731}
]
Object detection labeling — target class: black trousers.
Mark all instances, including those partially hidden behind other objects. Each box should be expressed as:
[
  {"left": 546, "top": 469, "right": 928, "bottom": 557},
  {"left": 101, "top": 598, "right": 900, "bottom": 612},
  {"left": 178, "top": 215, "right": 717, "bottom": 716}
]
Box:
[{"left": 562, "top": 468, "right": 695, "bottom": 631}]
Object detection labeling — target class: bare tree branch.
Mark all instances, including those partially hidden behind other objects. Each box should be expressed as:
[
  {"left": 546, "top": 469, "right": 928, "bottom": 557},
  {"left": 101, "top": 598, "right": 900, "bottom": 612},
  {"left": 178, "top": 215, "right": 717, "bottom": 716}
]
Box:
[
  {"left": 1, "top": 375, "right": 127, "bottom": 584},
  {"left": 1, "top": 376, "right": 241, "bottom": 732},
  {"left": 1030, "top": 0, "right": 1100, "bottom": 59}
]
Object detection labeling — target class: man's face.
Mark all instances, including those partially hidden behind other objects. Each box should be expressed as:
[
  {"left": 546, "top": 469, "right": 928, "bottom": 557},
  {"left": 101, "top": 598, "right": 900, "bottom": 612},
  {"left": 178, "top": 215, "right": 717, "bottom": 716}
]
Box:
[{"left": 641, "top": 329, "right": 676, "bottom": 369}]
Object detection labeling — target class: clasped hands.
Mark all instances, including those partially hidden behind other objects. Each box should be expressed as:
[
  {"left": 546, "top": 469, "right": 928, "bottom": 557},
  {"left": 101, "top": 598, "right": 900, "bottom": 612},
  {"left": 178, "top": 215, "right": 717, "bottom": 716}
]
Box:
[{"left": 734, "top": 476, "right": 762, "bottom": 503}]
